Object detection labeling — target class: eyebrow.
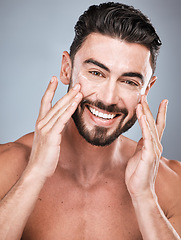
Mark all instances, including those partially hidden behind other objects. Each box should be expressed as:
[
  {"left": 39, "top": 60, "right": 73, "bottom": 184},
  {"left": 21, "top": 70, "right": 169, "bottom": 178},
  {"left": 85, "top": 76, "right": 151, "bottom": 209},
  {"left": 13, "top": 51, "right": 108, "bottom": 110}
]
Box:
[
  {"left": 84, "top": 59, "right": 110, "bottom": 72},
  {"left": 122, "top": 72, "right": 144, "bottom": 84},
  {"left": 84, "top": 58, "right": 144, "bottom": 83}
]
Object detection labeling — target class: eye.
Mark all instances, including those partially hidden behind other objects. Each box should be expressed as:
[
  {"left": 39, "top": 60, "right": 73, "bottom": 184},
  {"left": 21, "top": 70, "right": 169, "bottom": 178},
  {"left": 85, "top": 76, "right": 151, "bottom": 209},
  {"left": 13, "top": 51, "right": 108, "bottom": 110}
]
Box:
[
  {"left": 89, "top": 71, "right": 104, "bottom": 77},
  {"left": 123, "top": 80, "right": 139, "bottom": 86}
]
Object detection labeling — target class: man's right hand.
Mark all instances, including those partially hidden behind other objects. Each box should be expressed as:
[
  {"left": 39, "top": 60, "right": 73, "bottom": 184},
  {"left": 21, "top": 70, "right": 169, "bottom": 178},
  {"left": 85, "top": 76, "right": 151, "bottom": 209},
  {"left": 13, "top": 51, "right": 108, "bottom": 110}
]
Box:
[{"left": 27, "top": 76, "right": 83, "bottom": 178}]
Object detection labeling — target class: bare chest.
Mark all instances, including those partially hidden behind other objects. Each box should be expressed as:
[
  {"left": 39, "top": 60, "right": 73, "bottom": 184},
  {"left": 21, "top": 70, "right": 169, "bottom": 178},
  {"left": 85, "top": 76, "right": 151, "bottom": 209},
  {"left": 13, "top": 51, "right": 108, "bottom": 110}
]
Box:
[{"left": 22, "top": 174, "right": 142, "bottom": 240}]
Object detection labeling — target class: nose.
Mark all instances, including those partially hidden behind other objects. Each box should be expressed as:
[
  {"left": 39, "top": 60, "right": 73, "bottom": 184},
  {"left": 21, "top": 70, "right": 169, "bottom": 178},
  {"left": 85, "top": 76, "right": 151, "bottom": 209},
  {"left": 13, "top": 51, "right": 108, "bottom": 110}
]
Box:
[{"left": 98, "top": 79, "right": 119, "bottom": 105}]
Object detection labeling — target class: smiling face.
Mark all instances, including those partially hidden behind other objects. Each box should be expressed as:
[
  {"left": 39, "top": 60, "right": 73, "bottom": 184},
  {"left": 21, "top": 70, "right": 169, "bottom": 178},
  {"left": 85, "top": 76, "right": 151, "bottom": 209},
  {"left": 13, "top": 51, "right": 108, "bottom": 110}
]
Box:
[{"left": 61, "top": 33, "right": 155, "bottom": 146}]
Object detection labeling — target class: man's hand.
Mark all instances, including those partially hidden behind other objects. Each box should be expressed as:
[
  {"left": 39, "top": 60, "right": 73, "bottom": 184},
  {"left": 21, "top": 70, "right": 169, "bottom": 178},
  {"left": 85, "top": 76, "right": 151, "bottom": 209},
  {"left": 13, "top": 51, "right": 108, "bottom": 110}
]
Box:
[
  {"left": 27, "top": 76, "right": 83, "bottom": 178},
  {"left": 125, "top": 95, "right": 168, "bottom": 200}
]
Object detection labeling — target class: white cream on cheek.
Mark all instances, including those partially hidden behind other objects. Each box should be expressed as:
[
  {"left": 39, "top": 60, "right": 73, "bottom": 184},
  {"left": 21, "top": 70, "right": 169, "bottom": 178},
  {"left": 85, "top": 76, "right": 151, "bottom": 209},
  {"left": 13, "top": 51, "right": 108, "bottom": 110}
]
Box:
[{"left": 71, "top": 66, "right": 102, "bottom": 97}]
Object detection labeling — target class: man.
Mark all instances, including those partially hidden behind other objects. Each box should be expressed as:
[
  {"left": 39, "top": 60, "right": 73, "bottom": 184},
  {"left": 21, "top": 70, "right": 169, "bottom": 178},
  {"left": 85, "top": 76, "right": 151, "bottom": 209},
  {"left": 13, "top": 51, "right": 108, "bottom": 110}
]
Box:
[{"left": 0, "top": 2, "right": 180, "bottom": 239}]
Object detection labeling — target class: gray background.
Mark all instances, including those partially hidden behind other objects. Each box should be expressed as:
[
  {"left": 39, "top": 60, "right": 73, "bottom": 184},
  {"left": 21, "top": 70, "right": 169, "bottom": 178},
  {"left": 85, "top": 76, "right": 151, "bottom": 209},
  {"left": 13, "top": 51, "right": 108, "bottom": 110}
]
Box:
[{"left": 0, "top": 0, "right": 180, "bottom": 161}]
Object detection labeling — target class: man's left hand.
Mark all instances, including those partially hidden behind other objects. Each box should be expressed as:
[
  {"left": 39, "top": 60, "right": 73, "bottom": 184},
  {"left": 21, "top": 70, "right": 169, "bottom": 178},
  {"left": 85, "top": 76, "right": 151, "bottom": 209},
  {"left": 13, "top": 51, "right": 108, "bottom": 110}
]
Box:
[{"left": 125, "top": 95, "right": 168, "bottom": 201}]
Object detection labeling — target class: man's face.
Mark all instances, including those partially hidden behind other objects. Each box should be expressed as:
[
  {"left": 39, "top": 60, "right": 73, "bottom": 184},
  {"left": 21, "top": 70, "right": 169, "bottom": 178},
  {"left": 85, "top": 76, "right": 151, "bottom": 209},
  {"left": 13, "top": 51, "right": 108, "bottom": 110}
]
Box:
[{"left": 69, "top": 33, "right": 153, "bottom": 146}]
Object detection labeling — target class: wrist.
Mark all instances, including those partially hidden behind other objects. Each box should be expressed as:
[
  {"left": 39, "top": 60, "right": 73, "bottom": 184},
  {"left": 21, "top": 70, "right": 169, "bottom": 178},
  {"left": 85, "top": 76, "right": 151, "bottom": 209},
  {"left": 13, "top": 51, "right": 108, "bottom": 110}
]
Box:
[
  {"left": 23, "top": 163, "right": 48, "bottom": 184},
  {"left": 131, "top": 190, "right": 158, "bottom": 209}
]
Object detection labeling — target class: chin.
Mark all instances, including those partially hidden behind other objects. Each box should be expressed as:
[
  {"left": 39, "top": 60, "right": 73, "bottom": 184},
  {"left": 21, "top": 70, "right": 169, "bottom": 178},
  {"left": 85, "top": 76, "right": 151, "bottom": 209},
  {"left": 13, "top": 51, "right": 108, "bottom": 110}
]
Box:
[{"left": 72, "top": 109, "right": 137, "bottom": 147}]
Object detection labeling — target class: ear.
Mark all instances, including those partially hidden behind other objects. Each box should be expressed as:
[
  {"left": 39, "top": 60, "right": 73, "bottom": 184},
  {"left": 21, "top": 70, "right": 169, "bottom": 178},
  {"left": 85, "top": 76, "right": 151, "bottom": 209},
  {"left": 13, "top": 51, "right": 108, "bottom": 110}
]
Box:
[
  {"left": 60, "top": 51, "right": 72, "bottom": 85},
  {"left": 145, "top": 76, "right": 157, "bottom": 96}
]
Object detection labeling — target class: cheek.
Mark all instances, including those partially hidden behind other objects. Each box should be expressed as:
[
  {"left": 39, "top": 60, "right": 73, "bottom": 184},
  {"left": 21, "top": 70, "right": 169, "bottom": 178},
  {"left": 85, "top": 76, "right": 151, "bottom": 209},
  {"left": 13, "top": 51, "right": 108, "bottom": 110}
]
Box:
[
  {"left": 119, "top": 89, "right": 141, "bottom": 116},
  {"left": 72, "top": 71, "right": 100, "bottom": 97},
  {"left": 118, "top": 85, "right": 142, "bottom": 106}
]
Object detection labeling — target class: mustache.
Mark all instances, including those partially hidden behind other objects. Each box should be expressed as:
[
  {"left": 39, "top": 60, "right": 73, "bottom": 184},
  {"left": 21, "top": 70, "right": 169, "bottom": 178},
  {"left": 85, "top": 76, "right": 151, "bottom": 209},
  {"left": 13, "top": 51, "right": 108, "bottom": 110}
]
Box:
[{"left": 80, "top": 98, "right": 128, "bottom": 116}]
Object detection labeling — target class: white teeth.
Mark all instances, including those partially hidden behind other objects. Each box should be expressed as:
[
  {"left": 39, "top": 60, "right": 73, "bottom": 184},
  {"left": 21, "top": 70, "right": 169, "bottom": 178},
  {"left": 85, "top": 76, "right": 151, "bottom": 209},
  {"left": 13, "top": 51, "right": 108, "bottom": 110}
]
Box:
[{"left": 89, "top": 107, "right": 116, "bottom": 120}]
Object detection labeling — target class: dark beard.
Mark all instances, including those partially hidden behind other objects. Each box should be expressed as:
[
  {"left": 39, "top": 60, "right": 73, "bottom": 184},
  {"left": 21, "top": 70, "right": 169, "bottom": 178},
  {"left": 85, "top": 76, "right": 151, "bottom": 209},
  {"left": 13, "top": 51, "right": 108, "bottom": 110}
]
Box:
[{"left": 72, "top": 98, "right": 137, "bottom": 147}]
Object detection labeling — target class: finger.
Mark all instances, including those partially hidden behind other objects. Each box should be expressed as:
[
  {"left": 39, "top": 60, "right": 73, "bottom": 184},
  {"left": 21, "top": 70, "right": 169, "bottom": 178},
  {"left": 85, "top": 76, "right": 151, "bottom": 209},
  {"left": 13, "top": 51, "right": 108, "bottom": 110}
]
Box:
[
  {"left": 137, "top": 104, "right": 153, "bottom": 151},
  {"left": 138, "top": 99, "right": 162, "bottom": 155},
  {"left": 141, "top": 95, "right": 160, "bottom": 143},
  {"left": 140, "top": 113, "right": 162, "bottom": 165},
  {"left": 43, "top": 91, "right": 82, "bottom": 131},
  {"left": 50, "top": 92, "right": 83, "bottom": 134},
  {"left": 139, "top": 114, "right": 155, "bottom": 155},
  {"left": 38, "top": 76, "right": 58, "bottom": 121},
  {"left": 156, "top": 99, "right": 168, "bottom": 140},
  {"left": 137, "top": 102, "right": 159, "bottom": 151},
  {"left": 136, "top": 103, "right": 144, "bottom": 121},
  {"left": 135, "top": 114, "right": 160, "bottom": 186},
  {"left": 141, "top": 114, "right": 160, "bottom": 182},
  {"left": 39, "top": 84, "right": 81, "bottom": 128},
  {"left": 133, "top": 138, "right": 144, "bottom": 158}
]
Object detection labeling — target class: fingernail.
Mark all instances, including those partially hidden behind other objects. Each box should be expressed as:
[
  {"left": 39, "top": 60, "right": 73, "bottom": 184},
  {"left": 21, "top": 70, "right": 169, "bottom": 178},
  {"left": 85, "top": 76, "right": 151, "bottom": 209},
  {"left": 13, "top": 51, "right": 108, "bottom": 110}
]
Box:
[
  {"left": 50, "top": 77, "right": 54, "bottom": 83},
  {"left": 73, "top": 84, "right": 80, "bottom": 91},
  {"left": 50, "top": 76, "right": 57, "bottom": 83},
  {"left": 142, "top": 95, "right": 147, "bottom": 103}
]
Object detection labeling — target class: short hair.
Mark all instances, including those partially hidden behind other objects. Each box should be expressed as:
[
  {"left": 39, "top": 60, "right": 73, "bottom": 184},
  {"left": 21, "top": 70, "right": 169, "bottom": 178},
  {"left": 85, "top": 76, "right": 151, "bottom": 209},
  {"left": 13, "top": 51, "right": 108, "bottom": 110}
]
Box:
[{"left": 70, "top": 2, "right": 162, "bottom": 73}]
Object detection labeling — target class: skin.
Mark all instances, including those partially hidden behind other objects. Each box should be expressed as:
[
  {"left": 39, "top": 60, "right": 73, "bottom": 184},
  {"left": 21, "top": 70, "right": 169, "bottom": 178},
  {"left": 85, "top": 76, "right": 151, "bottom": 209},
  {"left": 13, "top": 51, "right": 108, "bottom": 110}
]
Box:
[{"left": 0, "top": 33, "right": 181, "bottom": 240}]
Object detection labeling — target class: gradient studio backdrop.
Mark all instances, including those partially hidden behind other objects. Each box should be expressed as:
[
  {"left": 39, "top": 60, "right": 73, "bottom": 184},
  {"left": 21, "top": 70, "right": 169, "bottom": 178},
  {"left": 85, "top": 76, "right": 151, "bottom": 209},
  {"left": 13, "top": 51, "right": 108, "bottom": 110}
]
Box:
[{"left": 0, "top": 0, "right": 180, "bottom": 161}]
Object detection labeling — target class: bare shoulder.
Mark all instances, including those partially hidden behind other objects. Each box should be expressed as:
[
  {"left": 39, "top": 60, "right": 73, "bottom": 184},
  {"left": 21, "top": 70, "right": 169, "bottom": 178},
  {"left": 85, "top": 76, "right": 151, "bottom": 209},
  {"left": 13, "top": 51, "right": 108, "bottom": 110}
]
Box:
[
  {"left": 156, "top": 157, "right": 181, "bottom": 236},
  {"left": 158, "top": 157, "right": 181, "bottom": 183},
  {"left": 161, "top": 157, "right": 181, "bottom": 174},
  {"left": 156, "top": 157, "right": 181, "bottom": 217},
  {"left": 0, "top": 132, "right": 34, "bottom": 199}
]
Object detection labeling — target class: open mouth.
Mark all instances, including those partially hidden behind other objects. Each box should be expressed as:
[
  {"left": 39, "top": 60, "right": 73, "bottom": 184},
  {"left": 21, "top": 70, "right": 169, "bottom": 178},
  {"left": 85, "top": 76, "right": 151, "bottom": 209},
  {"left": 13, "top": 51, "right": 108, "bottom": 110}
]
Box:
[{"left": 86, "top": 105, "right": 119, "bottom": 120}]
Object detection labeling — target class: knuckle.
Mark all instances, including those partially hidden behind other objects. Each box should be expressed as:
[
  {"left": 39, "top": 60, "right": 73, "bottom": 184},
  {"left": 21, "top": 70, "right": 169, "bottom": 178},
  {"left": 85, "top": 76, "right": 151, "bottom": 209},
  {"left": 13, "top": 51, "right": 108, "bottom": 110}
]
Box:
[
  {"left": 155, "top": 147, "right": 162, "bottom": 159},
  {"left": 36, "top": 123, "right": 50, "bottom": 139},
  {"left": 162, "top": 122, "right": 166, "bottom": 130},
  {"left": 36, "top": 120, "right": 44, "bottom": 131},
  {"left": 160, "top": 121, "right": 166, "bottom": 130},
  {"left": 146, "top": 135, "right": 153, "bottom": 142},
  {"left": 155, "top": 140, "right": 163, "bottom": 154},
  {"left": 41, "top": 91, "right": 51, "bottom": 104},
  {"left": 158, "top": 143, "right": 163, "bottom": 153},
  {"left": 150, "top": 118, "right": 155, "bottom": 126},
  {"left": 40, "top": 127, "right": 47, "bottom": 136},
  {"left": 41, "top": 95, "right": 47, "bottom": 105},
  {"left": 56, "top": 99, "right": 63, "bottom": 110}
]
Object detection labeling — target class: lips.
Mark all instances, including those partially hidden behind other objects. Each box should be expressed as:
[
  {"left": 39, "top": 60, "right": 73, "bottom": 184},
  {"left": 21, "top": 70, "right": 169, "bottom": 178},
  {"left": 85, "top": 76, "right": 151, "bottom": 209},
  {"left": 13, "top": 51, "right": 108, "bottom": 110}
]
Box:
[
  {"left": 88, "top": 106, "right": 116, "bottom": 120},
  {"left": 86, "top": 104, "right": 120, "bottom": 121}
]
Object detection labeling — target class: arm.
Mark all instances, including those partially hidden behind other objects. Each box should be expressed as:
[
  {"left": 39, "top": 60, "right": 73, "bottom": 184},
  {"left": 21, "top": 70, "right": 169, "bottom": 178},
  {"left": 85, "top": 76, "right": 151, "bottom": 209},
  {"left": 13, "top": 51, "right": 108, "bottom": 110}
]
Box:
[
  {"left": 132, "top": 191, "right": 181, "bottom": 239},
  {"left": 0, "top": 166, "right": 46, "bottom": 240},
  {"left": 0, "top": 76, "right": 83, "bottom": 240},
  {"left": 125, "top": 96, "right": 181, "bottom": 239}
]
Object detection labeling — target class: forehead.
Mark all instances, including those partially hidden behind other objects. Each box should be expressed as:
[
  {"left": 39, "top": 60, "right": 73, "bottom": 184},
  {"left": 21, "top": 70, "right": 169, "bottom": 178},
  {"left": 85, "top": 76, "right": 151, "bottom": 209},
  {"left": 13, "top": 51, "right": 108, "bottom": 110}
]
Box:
[{"left": 74, "top": 33, "right": 153, "bottom": 79}]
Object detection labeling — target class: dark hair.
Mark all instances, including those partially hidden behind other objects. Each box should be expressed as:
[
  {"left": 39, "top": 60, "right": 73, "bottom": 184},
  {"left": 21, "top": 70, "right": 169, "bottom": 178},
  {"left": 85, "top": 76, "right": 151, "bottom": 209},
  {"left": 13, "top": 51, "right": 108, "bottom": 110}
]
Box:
[{"left": 70, "top": 2, "right": 162, "bottom": 73}]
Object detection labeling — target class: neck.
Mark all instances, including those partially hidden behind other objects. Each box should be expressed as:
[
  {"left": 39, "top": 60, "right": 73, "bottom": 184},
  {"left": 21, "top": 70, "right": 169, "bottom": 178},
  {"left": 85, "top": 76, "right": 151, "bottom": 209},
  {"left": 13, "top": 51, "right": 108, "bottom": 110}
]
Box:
[{"left": 59, "top": 119, "right": 125, "bottom": 186}]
